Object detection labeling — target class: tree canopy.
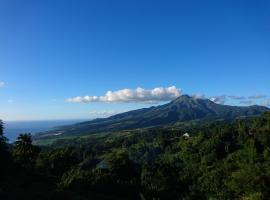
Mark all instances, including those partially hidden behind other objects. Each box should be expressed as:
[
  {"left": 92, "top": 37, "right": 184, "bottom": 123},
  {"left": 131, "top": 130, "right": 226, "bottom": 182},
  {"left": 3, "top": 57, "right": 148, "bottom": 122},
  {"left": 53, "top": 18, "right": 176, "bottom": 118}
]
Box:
[{"left": 1, "top": 112, "right": 270, "bottom": 199}]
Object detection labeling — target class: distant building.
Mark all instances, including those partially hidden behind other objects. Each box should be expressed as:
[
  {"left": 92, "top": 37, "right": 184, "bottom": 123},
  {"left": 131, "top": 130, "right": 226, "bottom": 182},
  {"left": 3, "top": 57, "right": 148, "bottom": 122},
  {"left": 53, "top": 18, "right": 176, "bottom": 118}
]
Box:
[{"left": 183, "top": 133, "right": 190, "bottom": 138}]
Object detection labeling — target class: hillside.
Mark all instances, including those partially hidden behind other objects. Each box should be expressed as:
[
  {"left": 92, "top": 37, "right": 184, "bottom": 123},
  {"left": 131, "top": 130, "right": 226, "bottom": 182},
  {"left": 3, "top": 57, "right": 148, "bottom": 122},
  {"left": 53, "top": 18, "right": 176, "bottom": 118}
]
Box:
[
  {"left": 36, "top": 95, "right": 269, "bottom": 138},
  {"left": 4, "top": 112, "right": 270, "bottom": 200}
]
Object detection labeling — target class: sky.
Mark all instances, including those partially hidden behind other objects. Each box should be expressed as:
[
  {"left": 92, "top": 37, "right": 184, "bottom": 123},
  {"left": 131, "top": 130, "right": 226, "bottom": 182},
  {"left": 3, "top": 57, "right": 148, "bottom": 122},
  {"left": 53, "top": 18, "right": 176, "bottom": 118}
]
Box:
[{"left": 0, "top": 0, "right": 270, "bottom": 120}]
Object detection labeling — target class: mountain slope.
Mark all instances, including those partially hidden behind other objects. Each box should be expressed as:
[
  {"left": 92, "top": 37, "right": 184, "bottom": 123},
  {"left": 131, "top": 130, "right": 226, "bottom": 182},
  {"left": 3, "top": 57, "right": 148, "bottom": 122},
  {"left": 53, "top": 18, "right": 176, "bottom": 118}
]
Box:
[{"left": 38, "top": 95, "right": 269, "bottom": 137}]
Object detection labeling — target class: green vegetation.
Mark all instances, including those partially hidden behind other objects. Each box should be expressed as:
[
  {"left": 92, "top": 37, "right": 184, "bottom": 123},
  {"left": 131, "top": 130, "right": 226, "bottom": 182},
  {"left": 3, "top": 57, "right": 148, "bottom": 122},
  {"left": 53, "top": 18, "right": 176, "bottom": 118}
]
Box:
[{"left": 1, "top": 112, "right": 270, "bottom": 199}]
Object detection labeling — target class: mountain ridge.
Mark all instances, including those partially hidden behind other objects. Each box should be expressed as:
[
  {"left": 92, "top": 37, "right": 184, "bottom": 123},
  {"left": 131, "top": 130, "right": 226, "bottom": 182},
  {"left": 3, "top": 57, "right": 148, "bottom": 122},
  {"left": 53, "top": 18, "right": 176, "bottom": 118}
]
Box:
[{"left": 37, "top": 95, "right": 269, "bottom": 138}]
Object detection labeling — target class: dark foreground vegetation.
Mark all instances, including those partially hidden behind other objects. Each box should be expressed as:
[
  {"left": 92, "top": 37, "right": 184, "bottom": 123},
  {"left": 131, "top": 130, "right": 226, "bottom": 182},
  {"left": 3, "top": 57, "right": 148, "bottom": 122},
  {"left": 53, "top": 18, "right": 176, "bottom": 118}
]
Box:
[{"left": 1, "top": 112, "right": 270, "bottom": 200}]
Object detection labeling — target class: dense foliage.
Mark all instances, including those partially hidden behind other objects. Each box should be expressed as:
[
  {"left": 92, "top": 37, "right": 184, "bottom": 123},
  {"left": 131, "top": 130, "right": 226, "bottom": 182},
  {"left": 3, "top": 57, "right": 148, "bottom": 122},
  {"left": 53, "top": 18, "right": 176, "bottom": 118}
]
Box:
[{"left": 1, "top": 112, "right": 270, "bottom": 199}]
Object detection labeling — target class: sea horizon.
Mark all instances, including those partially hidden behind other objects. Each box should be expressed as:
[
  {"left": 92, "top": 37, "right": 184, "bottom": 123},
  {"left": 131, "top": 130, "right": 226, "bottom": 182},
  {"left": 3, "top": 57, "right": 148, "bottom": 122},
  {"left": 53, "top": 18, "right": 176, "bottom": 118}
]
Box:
[{"left": 3, "top": 119, "right": 89, "bottom": 142}]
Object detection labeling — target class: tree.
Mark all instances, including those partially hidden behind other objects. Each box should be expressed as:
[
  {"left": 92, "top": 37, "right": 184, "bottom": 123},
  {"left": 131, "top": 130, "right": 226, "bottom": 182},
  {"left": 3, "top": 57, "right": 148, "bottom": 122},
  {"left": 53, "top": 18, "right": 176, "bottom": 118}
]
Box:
[
  {"left": 36, "top": 147, "right": 80, "bottom": 177},
  {"left": 0, "top": 120, "right": 11, "bottom": 172},
  {"left": 107, "top": 150, "right": 138, "bottom": 182},
  {"left": 13, "top": 133, "right": 40, "bottom": 169},
  {"left": 0, "top": 120, "right": 7, "bottom": 144}
]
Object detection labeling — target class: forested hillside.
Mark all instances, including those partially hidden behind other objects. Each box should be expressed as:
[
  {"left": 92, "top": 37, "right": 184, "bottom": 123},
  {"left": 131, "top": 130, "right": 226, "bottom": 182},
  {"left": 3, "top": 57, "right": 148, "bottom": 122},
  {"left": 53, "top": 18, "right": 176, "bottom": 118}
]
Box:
[{"left": 1, "top": 112, "right": 270, "bottom": 200}]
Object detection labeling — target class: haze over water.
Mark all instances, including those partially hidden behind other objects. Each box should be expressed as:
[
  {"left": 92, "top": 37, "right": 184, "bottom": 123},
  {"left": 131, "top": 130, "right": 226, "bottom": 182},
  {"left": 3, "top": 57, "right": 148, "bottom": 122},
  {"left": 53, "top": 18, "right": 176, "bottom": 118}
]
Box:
[{"left": 4, "top": 119, "right": 86, "bottom": 142}]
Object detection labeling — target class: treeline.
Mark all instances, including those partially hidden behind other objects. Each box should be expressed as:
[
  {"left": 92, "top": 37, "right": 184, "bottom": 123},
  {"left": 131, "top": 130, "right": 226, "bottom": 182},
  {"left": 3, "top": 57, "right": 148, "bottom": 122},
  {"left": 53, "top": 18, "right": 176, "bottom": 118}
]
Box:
[{"left": 1, "top": 112, "right": 270, "bottom": 200}]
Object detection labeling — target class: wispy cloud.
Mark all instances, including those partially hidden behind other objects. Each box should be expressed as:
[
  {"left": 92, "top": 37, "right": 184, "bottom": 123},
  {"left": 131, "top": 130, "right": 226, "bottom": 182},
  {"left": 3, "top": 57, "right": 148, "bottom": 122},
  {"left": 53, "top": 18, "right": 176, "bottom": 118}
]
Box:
[
  {"left": 191, "top": 93, "right": 206, "bottom": 99},
  {"left": 0, "top": 81, "right": 5, "bottom": 88},
  {"left": 248, "top": 95, "right": 267, "bottom": 99},
  {"left": 260, "top": 99, "right": 270, "bottom": 107},
  {"left": 210, "top": 95, "right": 226, "bottom": 104},
  {"left": 228, "top": 95, "right": 246, "bottom": 100},
  {"left": 67, "top": 86, "right": 182, "bottom": 103},
  {"left": 211, "top": 94, "right": 269, "bottom": 105},
  {"left": 7, "top": 99, "right": 13, "bottom": 103},
  {"left": 239, "top": 100, "right": 254, "bottom": 105},
  {"left": 89, "top": 110, "right": 126, "bottom": 117}
]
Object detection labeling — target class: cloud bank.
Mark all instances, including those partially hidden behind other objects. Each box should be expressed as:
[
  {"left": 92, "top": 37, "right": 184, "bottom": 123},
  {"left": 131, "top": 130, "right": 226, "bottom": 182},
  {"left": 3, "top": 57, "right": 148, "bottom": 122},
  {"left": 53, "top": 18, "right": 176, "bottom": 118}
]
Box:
[
  {"left": 67, "top": 86, "right": 182, "bottom": 103},
  {"left": 67, "top": 86, "right": 269, "bottom": 107}
]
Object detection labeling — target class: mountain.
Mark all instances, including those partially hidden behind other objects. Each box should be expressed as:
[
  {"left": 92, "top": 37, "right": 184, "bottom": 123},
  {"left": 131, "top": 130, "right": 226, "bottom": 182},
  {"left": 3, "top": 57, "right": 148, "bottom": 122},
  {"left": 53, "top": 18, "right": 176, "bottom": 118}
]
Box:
[{"left": 38, "top": 95, "right": 269, "bottom": 137}]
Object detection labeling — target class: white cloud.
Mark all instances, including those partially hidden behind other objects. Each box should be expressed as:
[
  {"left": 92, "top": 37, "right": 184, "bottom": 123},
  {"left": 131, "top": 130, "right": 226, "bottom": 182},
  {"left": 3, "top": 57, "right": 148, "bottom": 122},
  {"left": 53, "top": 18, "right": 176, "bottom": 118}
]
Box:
[
  {"left": 67, "top": 86, "right": 182, "bottom": 104},
  {"left": 0, "top": 81, "right": 5, "bottom": 87},
  {"left": 210, "top": 95, "right": 226, "bottom": 104}
]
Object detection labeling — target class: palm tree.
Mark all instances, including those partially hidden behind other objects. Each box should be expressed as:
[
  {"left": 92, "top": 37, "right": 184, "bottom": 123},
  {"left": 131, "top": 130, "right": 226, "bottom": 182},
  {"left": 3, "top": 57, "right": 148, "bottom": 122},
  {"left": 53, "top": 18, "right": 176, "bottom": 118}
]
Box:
[
  {"left": 13, "top": 133, "right": 39, "bottom": 168},
  {"left": 15, "top": 133, "right": 34, "bottom": 155}
]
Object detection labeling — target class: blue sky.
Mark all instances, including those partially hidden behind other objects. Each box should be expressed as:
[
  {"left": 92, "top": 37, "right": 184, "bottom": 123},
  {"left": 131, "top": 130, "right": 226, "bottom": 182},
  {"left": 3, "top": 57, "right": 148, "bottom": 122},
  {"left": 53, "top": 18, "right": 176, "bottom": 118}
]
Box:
[{"left": 0, "top": 0, "right": 270, "bottom": 120}]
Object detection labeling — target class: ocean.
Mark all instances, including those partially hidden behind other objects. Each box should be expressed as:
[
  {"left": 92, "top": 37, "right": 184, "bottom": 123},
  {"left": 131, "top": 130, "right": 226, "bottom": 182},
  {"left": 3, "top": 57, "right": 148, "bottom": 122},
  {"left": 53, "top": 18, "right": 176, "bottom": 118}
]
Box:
[{"left": 3, "top": 119, "right": 87, "bottom": 142}]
